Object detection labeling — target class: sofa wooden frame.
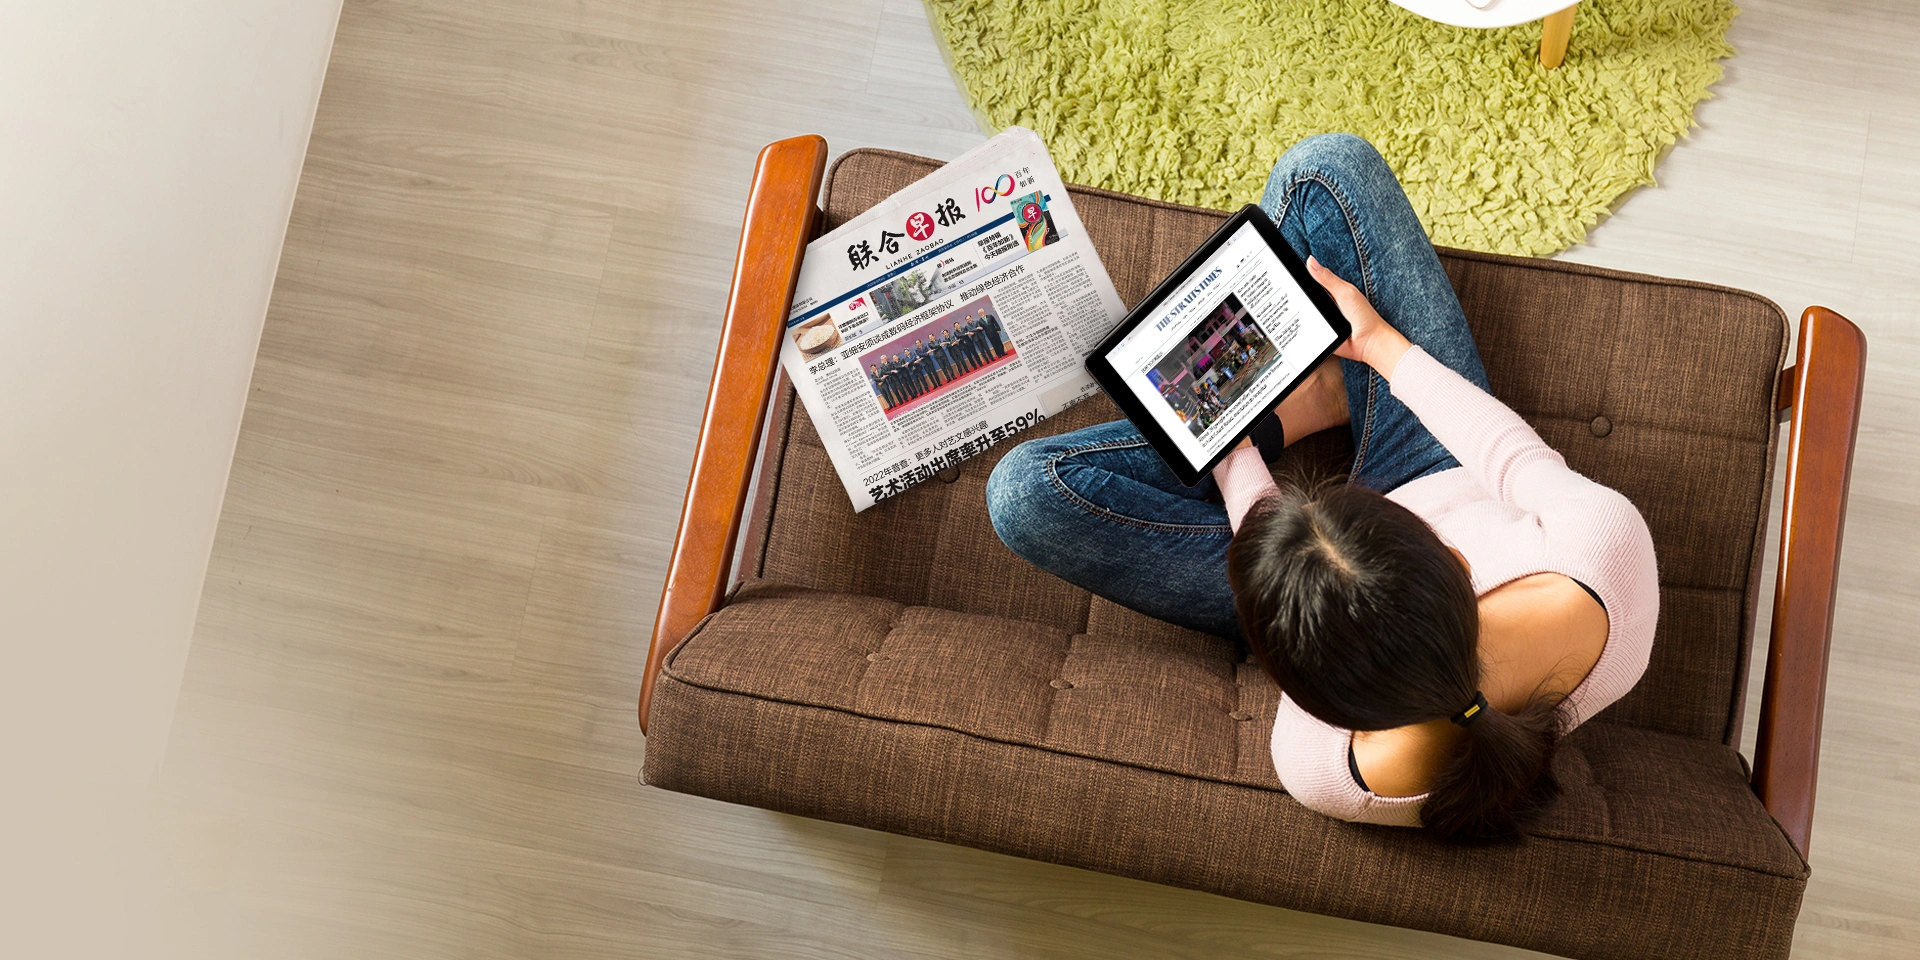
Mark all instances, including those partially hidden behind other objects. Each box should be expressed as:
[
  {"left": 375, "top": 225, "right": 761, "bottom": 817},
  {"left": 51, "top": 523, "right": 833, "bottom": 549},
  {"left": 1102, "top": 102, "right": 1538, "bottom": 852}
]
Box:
[{"left": 638, "top": 134, "right": 1869, "bottom": 861}]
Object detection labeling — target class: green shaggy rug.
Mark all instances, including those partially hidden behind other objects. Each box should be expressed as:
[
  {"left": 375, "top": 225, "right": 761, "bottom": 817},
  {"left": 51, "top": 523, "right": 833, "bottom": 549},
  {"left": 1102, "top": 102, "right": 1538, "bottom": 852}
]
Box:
[{"left": 923, "top": 0, "right": 1737, "bottom": 255}]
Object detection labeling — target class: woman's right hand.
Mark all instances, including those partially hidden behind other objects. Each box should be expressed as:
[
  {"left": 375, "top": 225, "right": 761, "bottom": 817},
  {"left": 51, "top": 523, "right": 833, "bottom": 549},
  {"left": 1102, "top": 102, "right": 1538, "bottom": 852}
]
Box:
[{"left": 1308, "top": 256, "right": 1413, "bottom": 380}]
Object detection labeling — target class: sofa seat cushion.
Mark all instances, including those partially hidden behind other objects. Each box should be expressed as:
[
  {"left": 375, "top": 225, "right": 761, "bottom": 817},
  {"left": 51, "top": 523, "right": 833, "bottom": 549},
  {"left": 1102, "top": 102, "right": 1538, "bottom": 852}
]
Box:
[
  {"left": 648, "top": 581, "right": 1807, "bottom": 959},
  {"left": 672, "top": 579, "right": 1283, "bottom": 787},
  {"left": 660, "top": 580, "right": 1804, "bottom": 880}
]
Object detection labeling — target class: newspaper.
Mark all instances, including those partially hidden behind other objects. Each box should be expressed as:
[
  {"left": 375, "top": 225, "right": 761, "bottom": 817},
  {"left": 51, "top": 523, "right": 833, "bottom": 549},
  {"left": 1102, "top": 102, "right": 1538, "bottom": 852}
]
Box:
[{"left": 780, "top": 127, "right": 1126, "bottom": 511}]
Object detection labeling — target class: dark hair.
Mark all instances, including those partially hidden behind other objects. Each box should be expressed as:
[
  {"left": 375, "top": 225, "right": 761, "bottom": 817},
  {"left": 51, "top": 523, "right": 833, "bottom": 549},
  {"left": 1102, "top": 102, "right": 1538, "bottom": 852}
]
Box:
[{"left": 1227, "top": 483, "right": 1565, "bottom": 842}]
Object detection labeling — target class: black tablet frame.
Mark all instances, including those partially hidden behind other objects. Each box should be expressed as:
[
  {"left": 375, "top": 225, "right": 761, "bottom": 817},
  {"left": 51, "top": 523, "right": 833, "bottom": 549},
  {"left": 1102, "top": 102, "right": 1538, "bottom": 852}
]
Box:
[{"left": 1085, "top": 204, "right": 1351, "bottom": 487}]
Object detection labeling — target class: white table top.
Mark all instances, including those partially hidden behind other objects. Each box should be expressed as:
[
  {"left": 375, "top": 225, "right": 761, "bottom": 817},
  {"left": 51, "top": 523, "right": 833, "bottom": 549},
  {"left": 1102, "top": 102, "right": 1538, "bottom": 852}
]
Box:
[{"left": 1385, "top": 0, "right": 1580, "bottom": 29}]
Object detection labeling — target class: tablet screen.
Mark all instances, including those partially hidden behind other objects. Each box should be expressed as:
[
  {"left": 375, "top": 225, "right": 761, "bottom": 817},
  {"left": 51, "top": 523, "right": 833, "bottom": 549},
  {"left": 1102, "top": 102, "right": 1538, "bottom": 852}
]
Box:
[{"left": 1105, "top": 220, "right": 1344, "bottom": 471}]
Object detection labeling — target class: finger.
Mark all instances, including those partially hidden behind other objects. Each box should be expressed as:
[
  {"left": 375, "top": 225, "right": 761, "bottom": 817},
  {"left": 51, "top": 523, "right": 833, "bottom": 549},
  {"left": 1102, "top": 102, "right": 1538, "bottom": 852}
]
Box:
[{"left": 1307, "top": 257, "right": 1358, "bottom": 298}]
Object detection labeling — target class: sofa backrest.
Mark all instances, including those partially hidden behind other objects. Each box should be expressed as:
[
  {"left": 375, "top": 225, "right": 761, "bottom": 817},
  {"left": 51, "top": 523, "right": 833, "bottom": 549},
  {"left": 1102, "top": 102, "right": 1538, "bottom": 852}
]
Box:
[{"left": 743, "top": 148, "right": 1788, "bottom": 746}]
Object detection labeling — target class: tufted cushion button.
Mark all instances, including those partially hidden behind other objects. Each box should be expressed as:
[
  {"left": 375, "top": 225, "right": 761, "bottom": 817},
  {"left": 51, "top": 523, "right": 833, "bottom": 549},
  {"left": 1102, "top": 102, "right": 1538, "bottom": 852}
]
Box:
[
  {"left": 1049, "top": 678, "right": 1073, "bottom": 690},
  {"left": 866, "top": 652, "right": 885, "bottom": 663},
  {"left": 935, "top": 463, "right": 961, "bottom": 483},
  {"left": 1229, "top": 711, "right": 1252, "bottom": 721},
  {"left": 1590, "top": 415, "right": 1612, "bottom": 437}
]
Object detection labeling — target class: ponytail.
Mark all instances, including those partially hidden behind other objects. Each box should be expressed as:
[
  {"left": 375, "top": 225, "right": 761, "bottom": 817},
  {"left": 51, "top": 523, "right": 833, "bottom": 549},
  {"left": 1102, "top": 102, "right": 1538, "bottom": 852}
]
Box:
[{"left": 1419, "top": 689, "right": 1567, "bottom": 843}]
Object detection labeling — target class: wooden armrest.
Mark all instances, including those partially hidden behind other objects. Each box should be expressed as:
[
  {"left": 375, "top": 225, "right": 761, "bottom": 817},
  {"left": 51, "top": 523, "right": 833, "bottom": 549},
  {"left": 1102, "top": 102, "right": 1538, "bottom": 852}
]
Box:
[
  {"left": 1752, "top": 306, "right": 1867, "bottom": 858},
  {"left": 639, "top": 135, "right": 828, "bottom": 733}
]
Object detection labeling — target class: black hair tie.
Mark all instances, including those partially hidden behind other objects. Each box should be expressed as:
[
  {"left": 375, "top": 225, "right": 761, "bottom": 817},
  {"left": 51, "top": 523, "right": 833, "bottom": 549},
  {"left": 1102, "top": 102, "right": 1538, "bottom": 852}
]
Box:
[{"left": 1449, "top": 691, "right": 1490, "bottom": 728}]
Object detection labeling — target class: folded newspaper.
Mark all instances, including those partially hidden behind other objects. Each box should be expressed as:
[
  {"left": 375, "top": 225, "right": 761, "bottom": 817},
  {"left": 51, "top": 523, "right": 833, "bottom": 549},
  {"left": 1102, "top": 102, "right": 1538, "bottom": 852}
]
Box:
[{"left": 781, "top": 128, "right": 1127, "bottom": 511}]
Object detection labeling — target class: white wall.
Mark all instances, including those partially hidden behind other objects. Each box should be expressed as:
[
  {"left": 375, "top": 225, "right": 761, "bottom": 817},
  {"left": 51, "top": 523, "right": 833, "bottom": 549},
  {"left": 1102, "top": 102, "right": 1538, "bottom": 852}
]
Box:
[{"left": 0, "top": 2, "right": 342, "bottom": 953}]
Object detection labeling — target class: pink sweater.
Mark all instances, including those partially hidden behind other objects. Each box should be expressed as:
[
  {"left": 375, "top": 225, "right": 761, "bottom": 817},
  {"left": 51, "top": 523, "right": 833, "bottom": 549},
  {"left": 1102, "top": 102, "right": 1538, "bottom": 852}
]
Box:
[{"left": 1214, "top": 347, "right": 1659, "bottom": 827}]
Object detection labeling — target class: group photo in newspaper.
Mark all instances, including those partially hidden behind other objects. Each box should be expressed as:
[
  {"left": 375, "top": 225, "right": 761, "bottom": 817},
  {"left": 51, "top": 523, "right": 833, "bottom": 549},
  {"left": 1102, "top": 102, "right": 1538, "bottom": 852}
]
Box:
[
  {"left": 779, "top": 128, "right": 1128, "bottom": 511},
  {"left": 861, "top": 297, "right": 1013, "bottom": 419}
]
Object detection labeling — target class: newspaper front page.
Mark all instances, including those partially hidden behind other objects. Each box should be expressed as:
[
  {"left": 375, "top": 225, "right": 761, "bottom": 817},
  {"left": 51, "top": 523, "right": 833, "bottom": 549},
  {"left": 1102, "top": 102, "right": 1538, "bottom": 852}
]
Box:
[{"left": 780, "top": 127, "right": 1126, "bottom": 511}]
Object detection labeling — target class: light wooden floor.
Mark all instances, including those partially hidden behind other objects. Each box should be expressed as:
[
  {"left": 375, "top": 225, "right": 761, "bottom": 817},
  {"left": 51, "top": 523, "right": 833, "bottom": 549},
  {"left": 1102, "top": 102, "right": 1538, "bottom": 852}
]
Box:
[{"left": 157, "top": 1, "right": 1920, "bottom": 957}]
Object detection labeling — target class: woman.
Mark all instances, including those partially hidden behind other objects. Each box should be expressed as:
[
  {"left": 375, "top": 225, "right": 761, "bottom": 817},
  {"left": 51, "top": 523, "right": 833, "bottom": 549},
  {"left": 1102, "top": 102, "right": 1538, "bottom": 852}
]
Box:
[{"left": 985, "top": 134, "right": 1657, "bottom": 842}]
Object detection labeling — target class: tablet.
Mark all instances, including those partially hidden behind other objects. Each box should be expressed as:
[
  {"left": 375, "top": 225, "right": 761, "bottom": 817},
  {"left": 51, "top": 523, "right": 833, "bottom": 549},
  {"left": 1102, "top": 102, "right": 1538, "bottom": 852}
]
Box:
[{"left": 1086, "top": 205, "right": 1350, "bottom": 487}]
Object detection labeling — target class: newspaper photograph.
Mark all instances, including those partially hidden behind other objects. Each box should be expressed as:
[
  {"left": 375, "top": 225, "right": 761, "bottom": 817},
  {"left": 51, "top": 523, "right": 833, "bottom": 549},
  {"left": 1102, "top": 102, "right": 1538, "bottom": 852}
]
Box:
[{"left": 779, "top": 127, "right": 1127, "bottom": 511}]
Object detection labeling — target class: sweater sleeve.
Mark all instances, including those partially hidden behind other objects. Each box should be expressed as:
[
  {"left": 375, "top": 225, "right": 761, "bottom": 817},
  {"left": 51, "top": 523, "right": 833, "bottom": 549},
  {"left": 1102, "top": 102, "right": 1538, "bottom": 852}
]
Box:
[
  {"left": 1388, "top": 347, "right": 1570, "bottom": 511},
  {"left": 1271, "top": 696, "right": 1424, "bottom": 827},
  {"left": 1388, "top": 347, "right": 1660, "bottom": 725},
  {"left": 1212, "top": 444, "right": 1280, "bottom": 533}
]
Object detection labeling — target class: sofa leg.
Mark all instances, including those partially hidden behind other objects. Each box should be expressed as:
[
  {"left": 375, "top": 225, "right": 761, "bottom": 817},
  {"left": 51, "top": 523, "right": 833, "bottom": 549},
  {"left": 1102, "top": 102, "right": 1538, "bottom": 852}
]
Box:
[{"left": 1541, "top": 4, "right": 1576, "bottom": 69}]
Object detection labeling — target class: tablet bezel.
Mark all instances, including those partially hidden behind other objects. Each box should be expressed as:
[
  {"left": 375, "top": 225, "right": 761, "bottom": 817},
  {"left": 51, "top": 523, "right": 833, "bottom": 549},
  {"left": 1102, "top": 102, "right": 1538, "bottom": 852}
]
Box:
[{"left": 1085, "top": 204, "right": 1352, "bottom": 487}]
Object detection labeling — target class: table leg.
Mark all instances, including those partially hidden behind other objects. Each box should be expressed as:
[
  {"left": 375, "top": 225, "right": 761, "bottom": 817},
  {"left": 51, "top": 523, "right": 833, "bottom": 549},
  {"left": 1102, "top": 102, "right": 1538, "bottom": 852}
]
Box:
[{"left": 1540, "top": 3, "right": 1577, "bottom": 69}]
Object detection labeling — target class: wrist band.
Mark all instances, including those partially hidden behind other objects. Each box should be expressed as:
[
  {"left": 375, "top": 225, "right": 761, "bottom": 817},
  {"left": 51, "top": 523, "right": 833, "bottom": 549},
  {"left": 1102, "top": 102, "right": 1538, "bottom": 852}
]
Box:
[
  {"left": 1249, "top": 410, "right": 1287, "bottom": 464},
  {"left": 1449, "top": 691, "right": 1489, "bottom": 727}
]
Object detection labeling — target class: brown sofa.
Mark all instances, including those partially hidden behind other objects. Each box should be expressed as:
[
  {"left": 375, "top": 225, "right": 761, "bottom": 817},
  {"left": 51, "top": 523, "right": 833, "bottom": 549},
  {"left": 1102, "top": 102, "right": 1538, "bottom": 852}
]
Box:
[{"left": 639, "top": 137, "right": 1867, "bottom": 959}]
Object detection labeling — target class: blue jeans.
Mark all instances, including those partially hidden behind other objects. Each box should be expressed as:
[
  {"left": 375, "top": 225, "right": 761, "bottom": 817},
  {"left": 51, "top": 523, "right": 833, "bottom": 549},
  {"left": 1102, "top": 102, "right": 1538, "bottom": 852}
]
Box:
[{"left": 985, "top": 134, "right": 1491, "bottom": 638}]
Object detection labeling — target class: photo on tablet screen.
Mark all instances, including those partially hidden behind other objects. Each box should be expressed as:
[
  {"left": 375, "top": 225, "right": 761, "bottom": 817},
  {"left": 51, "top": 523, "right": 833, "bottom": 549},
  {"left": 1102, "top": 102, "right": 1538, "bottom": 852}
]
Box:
[{"left": 1144, "top": 293, "right": 1281, "bottom": 440}]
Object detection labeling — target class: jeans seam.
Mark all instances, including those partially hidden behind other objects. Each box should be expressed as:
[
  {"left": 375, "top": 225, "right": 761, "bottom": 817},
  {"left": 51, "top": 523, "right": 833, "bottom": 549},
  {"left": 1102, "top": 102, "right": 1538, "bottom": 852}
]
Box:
[
  {"left": 1272, "top": 171, "right": 1379, "bottom": 298},
  {"left": 1040, "top": 441, "right": 1234, "bottom": 536},
  {"left": 1272, "top": 168, "right": 1381, "bottom": 478},
  {"left": 1353, "top": 372, "right": 1380, "bottom": 480}
]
